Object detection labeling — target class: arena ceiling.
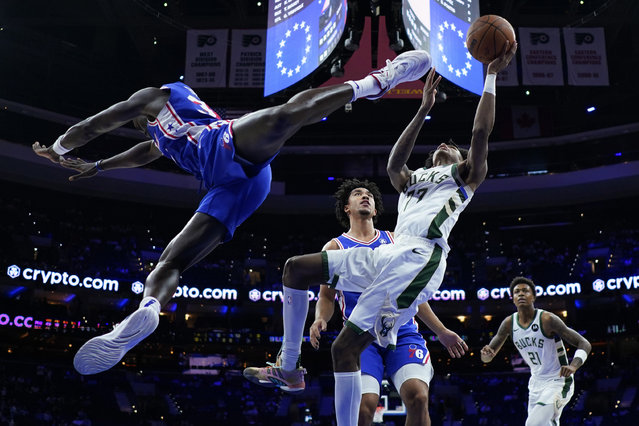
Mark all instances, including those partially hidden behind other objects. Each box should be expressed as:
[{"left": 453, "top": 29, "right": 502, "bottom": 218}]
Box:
[
  {"left": 1, "top": 0, "right": 637, "bottom": 129},
  {"left": 0, "top": 0, "right": 638, "bottom": 207}
]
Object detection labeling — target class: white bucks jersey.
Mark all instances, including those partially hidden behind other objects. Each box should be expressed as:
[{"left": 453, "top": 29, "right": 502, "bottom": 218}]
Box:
[
  {"left": 394, "top": 163, "right": 474, "bottom": 253},
  {"left": 512, "top": 309, "right": 570, "bottom": 379}
]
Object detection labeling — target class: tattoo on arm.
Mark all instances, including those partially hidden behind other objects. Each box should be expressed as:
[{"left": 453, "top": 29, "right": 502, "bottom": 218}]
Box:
[
  {"left": 546, "top": 313, "right": 591, "bottom": 352},
  {"left": 489, "top": 317, "right": 511, "bottom": 352}
]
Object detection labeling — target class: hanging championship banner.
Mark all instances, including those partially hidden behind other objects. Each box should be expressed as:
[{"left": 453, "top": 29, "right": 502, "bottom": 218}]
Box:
[
  {"left": 496, "top": 57, "right": 519, "bottom": 87},
  {"left": 563, "top": 27, "right": 609, "bottom": 86},
  {"left": 185, "top": 29, "right": 229, "bottom": 88},
  {"left": 229, "top": 29, "right": 266, "bottom": 88},
  {"left": 519, "top": 27, "right": 564, "bottom": 86}
]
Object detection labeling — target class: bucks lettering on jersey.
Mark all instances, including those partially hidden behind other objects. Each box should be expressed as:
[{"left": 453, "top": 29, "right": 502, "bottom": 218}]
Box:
[
  {"left": 394, "top": 163, "right": 474, "bottom": 253},
  {"left": 512, "top": 309, "right": 571, "bottom": 380}
]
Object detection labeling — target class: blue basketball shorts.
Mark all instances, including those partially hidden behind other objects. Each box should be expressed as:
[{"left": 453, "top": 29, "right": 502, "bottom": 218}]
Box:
[
  {"left": 195, "top": 121, "right": 274, "bottom": 241},
  {"left": 361, "top": 331, "right": 431, "bottom": 389}
]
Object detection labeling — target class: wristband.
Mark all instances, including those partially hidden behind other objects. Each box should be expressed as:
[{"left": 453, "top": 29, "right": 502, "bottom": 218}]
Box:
[
  {"left": 52, "top": 136, "right": 72, "bottom": 155},
  {"left": 95, "top": 160, "right": 104, "bottom": 172},
  {"left": 483, "top": 73, "right": 497, "bottom": 95},
  {"left": 573, "top": 348, "right": 588, "bottom": 363}
]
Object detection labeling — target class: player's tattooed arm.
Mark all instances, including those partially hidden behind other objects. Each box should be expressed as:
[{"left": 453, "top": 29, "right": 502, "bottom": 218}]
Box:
[
  {"left": 387, "top": 68, "right": 441, "bottom": 193},
  {"left": 481, "top": 315, "right": 512, "bottom": 363},
  {"left": 542, "top": 312, "right": 592, "bottom": 375}
]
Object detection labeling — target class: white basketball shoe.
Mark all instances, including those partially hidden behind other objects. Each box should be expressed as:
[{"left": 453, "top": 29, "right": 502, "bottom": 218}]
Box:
[
  {"left": 73, "top": 306, "right": 159, "bottom": 375},
  {"left": 366, "top": 50, "right": 432, "bottom": 100}
]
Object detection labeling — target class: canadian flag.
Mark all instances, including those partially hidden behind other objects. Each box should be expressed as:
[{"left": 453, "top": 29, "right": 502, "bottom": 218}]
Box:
[{"left": 511, "top": 105, "right": 540, "bottom": 139}]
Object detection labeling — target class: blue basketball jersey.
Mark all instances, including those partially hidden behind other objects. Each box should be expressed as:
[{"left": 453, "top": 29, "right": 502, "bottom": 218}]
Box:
[
  {"left": 334, "top": 231, "right": 421, "bottom": 337},
  {"left": 147, "top": 82, "right": 229, "bottom": 180}
]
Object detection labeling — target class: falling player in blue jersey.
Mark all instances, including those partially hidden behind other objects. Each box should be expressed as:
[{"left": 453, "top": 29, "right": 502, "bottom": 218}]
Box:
[
  {"left": 31, "top": 50, "right": 433, "bottom": 375},
  {"left": 310, "top": 179, "right": 467, "bottom": 425}
]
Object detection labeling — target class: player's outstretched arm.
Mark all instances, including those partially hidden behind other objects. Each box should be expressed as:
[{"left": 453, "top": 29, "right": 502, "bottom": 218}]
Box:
[
  {"left": 33, "top": 87, "right": 167, "bottom": 163},
  {"left": 387, "top": 68, "right": 441, "bottom": 193},
  {"left": 309, "top": 240, "right": 339, "bottom": 350},
  {"left": 462, "top": 42, "right": 517, "bottom": 190},
  {"left": 60, "top": 140, "right": 162, "bottom": 181},
  {"left": 417, "top": 301, "right": 468, "bottom": 358},
  {"left": 542, "top": 312, "right": 592, "bottom": 377},
  {"left": 481, "top": 316, "right": 512, "bottom": 363}
]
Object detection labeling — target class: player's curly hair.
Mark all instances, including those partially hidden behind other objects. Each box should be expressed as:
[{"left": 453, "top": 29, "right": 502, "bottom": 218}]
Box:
[
  {"left": 509, "top": 276, "right": 537, "bottom": 299},
  {"left": 334, "top": 178, "right": 384, "bottom": 229},
  {"left": 424, "top": 139, "right": 469, "bottom": 169}
]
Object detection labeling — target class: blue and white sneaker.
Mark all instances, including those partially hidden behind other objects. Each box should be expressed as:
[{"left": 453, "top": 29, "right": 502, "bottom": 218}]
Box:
[
  {"left": 366, "top": 50, "right": 432, "bottom": 100},
  {"left": 73, "top": 307, "right": 159, "bottom": 375}
]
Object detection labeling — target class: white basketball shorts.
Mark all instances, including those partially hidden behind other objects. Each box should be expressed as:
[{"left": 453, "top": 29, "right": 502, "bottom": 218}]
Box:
[{"left": 322, "top": 234, "right": 447, "bottom": 348}]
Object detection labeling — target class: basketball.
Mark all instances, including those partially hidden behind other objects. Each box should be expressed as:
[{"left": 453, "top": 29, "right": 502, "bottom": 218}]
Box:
[{"left": 466, "top": 15, "right": 516, "bottom": 64}]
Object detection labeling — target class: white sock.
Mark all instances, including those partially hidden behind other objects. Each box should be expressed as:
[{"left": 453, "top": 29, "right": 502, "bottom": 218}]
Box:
[
  {"left": 334, "top": 371, "right": 362, "bottom": 426},
  {"left": 139, "top": 296, "right": 161, "bottom": 314},
  {"left": 281, "top": 287, "right": 309, "bottom": 371},
  {"left": 345, "top": 75, "right": 381, "bottom": 101}
]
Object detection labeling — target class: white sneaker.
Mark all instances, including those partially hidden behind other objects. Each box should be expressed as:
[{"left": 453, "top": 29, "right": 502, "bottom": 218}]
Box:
[
  {"left": 366, "top": 50, "right": 432, "bottom": 100},
  {"left": 73, "top": 307, "right": 159, "bottom": 375}
]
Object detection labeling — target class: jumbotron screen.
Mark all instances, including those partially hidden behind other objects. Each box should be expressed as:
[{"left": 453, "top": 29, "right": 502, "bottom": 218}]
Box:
[
  {"left": 264, "top": 0, "right": 347, "bottom": 96},
  {"left": 402, "top": 0, "right": 483, "bottom": 95}
]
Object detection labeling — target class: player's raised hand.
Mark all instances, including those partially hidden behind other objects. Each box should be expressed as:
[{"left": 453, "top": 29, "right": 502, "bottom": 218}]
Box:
[
  {"left": 420, "top": 67, "right": 442, "bottom": 111},
  {"left": 309, "top": 319, "right": 327, "bottom": 350},
  {"left": 32, "top": 141, "right": 62, "bottom": 163},
  {"left": 60, "top": 157, "right": 99, "bottom": 181},
  {"left": 487, "top": 41, "right": 518, "bottom": 75}
]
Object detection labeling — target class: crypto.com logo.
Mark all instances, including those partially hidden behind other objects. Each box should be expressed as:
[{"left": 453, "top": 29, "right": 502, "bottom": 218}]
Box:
[
  {"left": 477, "top": 288, "right": 490, "bottom": 301},
  {"left": 592, "top": 279, "right": 605, "bottom": 293},
  {"left": 248, "top": 289, "right": 261, "bottom": 302},
  {"left": 131, "top": 281, "right": 145, "bottom": 295},
  {"left": 7, "top": 265, "right": 21, "bottom": 279}
]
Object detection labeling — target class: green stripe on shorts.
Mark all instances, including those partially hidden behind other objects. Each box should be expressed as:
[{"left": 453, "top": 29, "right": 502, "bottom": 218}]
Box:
[
  {"left": 321, "top": 251, "right": 330, "bottom": 282},
  {"left": 396, "top": 244, "right": 443, "bottom": 309},
  {"left": 562, "top": 376, "right": 573, "bottom": 398},
  {"left": 345, "top": 320, "right": 366, "bottom": 335}
]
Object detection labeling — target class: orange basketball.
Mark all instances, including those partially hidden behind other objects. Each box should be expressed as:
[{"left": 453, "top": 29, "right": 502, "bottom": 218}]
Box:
[{"left": 466, "top": 15, "right": 515, "bottom": 64}]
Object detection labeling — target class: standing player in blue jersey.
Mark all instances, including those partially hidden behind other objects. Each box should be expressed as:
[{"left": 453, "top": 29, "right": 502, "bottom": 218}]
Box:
[
  {"left": 31, "top": 50, "right": 432, "bottom": 375},
  {"left": 308, "top": 179, "right": 467, "bottom": 425}
]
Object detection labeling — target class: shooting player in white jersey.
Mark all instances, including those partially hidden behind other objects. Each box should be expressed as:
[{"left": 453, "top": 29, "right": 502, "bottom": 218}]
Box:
[
  {"left": 245, "top": 178, "right": 467, "bottom": 424},
  {"left": 481, "top": 277, "right": 592, "bottom": 426},
  {"left": 32, "top": 50, "right": 433, "bottom": 376},
  {"left": 311, "top": 179, "right": 467, "bottom": 425},
  {"left": 245, "top": 41, "right": 517, "bottom": 425}
]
